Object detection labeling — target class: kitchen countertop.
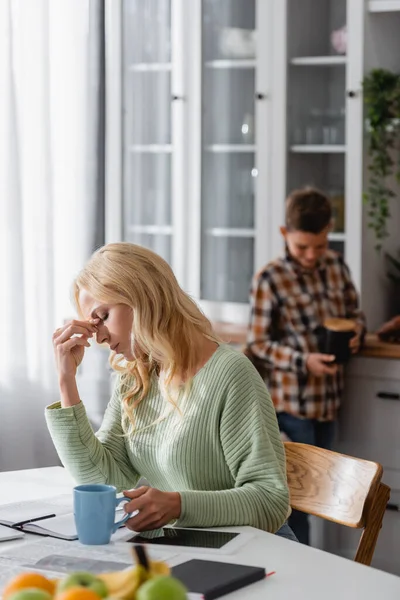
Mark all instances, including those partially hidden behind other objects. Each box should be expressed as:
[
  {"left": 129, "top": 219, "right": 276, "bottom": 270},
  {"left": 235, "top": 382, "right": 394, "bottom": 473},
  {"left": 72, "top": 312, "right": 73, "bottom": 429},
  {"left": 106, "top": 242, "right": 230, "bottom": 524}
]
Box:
[
  {"left": 360, "top": 333, "right": 400, "bottom": 359},
  {"left": 212, "top": 322, "right": 400, "bottom": 360}
]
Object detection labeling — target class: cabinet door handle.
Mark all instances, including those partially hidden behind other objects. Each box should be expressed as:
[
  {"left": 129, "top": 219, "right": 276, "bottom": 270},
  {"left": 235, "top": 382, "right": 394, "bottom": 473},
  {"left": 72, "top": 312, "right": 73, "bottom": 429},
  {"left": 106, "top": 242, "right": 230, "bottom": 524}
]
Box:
[
  {"left": 255, "top": 92, "right": 267, "bottom": 100},
  {"left": 386, "top": 503, "right": 399, "bottom": 512},
  {"left": 377, "top": 392, "right": 400, "bottom": 400},
  {"left": 171, "top": 95, "right": 184, "bottom": 101}
]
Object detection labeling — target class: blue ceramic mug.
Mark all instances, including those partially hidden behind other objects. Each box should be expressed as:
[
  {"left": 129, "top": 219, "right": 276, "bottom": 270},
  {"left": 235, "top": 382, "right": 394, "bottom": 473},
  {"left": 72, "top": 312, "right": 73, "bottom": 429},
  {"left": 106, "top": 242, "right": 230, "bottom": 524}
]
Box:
[{"left": 74, "top": 484, "right": 133, "bottom": 545}]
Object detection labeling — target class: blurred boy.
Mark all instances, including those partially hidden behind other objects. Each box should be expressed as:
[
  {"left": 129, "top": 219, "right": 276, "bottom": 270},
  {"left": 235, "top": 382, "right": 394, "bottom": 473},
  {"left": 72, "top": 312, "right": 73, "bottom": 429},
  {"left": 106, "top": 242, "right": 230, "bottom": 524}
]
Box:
[{"left": 247, "top": 187, "right": 366, "bottom": 544}]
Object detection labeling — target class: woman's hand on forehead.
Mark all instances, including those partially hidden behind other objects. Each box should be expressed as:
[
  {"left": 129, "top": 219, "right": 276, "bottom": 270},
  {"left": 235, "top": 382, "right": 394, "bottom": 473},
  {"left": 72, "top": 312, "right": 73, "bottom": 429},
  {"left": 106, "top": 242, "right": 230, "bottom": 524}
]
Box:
[{"left": 89, "top": 316, "right": 101, "bottom": 326}]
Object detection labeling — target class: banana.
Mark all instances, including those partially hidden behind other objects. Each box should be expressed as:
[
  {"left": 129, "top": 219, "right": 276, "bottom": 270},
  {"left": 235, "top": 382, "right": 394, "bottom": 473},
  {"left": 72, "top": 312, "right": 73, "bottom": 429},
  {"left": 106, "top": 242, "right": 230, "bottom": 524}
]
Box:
[
  {"left": 97, "top": 561, "right": 170, "bottom": 600},
  {"left": 147, "top": 560, "right": 170, "bottom": 577},
  {"left": 52, "top": 560, "right": 170, "bottom": 600},
  {"left": 97, "top": 565, "right": 145, "bottom": 600}
]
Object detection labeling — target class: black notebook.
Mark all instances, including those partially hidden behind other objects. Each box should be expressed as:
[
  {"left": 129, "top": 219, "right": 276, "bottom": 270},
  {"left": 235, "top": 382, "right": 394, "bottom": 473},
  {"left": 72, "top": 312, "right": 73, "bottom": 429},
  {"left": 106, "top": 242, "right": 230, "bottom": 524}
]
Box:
[{"left": 172, "top": 559, "right": 266, "bottom": 600}]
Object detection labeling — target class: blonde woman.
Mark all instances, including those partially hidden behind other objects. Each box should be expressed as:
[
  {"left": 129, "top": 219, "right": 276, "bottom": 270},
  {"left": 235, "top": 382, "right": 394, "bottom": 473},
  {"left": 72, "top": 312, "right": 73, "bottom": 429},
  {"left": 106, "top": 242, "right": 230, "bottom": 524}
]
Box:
[{"left": 47, "top": 243, "right": 295, "bottom": 540}]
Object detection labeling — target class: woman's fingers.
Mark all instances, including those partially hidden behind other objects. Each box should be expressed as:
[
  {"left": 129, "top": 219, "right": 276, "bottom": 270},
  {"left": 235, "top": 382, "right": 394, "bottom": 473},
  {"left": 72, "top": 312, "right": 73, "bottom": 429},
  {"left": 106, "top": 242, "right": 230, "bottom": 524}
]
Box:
[
  {"left": 54, "top": 325, "right": 95, "bottom": 344},
  {"left": 55, "top": 319, "right": 97, "bottom": 335},
  {"left": 61, "top": 337, "right": 91, "bottom": 352},
  {"left": 53, "top": 320, "right": 97, "bottom": 343}
]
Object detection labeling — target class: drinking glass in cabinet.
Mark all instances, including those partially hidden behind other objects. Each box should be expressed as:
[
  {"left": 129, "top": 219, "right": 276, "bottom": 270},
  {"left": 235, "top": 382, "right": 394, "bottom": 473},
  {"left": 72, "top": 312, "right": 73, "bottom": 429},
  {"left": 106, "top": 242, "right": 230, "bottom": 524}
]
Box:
[
  {"left": 305, "top": 109, "right": 323, "bottom": 145},
  {"left": 322, "top": 108, "right": 345, "bottom": 145},
  {"left": 298, "top": 108, "right": 345, "bottom": 145}
]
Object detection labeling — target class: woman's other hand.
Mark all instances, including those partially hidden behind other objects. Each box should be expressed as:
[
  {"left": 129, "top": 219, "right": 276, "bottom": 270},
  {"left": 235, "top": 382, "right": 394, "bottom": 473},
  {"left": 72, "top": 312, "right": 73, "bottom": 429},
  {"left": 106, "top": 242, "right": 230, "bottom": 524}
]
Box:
[
  {"left": 377, "top": 315, "right": 400, "bottom": 341},
  {"left": 123, "top": 486, "right": 181, "bottom": 532},
  {"left": 53, "top": 319, "right": 99, "bottom": 380}
]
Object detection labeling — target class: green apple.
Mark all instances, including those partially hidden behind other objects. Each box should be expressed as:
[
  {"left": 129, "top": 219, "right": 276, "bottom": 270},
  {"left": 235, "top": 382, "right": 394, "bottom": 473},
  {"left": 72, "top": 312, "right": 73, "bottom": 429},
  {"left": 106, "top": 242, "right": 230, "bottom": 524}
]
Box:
[
  {"left": 57, "top": 572, "right": 108, "bottom": 598},
  {"left": 8, "top": 589, "right": 52, "bottom": 600},
  {"left": 137, "top": 576, "right": 187, "bottom": 600}
]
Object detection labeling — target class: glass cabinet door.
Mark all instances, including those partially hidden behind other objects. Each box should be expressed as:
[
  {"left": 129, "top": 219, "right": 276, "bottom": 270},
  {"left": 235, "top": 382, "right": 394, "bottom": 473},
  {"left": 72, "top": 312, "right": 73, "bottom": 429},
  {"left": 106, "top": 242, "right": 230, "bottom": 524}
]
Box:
[
  {"left": 122, "top": 0, "right": 173, "bottom": 264},
  {"left": 286, "top": 0, "right": 347, "bottom": 256},
  {"left": 200, "top": 0, "right": 257, "bottom": 304}
]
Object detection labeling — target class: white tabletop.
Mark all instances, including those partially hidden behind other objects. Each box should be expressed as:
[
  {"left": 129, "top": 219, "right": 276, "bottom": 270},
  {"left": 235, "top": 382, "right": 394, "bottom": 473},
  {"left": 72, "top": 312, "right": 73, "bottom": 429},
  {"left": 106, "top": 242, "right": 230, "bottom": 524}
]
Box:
[{"left": 1, "top": 466, "right": 400, "bottom": 599}]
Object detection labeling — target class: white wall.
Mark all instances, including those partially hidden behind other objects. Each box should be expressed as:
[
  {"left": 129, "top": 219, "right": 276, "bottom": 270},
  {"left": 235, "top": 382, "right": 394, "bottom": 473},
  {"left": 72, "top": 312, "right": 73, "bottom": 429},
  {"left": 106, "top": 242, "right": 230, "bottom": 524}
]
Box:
[{"left": 361, "top": 10, "right": 400, "bottom": 331}]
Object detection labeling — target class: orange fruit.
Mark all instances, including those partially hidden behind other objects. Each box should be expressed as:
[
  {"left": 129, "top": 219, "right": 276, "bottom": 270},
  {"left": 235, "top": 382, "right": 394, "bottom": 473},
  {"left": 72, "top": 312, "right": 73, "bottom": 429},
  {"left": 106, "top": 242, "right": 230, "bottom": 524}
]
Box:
[
  {"left": 3, "top": 573, "right": 55, "bottom": 599},
  {"left": 55, "top": 588, "right": 103, "bottom": 600}
]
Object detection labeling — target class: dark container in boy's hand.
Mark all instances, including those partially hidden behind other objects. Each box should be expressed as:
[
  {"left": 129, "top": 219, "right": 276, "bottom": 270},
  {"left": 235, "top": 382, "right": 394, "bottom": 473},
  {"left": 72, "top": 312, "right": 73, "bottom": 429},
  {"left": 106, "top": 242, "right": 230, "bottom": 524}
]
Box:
[{"left": 315, "top": 318, "right": 356, "bottom": 364}]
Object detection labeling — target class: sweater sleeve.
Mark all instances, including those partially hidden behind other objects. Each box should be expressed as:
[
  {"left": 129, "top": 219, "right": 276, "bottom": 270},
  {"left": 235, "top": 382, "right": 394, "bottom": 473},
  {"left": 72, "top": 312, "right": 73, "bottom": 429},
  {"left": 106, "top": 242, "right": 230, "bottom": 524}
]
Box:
[
  {"left": 248, "top": 272, "right": 307, "bottom": 373},
  {"left": 177, "top": 364, "right": 290, "bottom": 533},
  {"left": 45, "top": 376, "right": 139, "bottom": 492}
]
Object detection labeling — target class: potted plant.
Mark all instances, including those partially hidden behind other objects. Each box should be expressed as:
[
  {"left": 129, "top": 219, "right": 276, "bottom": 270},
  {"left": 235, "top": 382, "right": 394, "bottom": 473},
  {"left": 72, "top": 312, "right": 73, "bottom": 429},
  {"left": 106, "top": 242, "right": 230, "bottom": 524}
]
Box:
[{"left": 362, "top": 68, "right": 400, "bottom": 249}]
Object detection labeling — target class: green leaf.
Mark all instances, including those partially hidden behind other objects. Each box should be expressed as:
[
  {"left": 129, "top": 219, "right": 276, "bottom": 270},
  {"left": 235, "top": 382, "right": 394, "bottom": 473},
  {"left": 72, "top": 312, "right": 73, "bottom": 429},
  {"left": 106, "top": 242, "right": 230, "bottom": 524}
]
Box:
[{"left": 362, "top": 67, "right": 400, "bottom": 251}]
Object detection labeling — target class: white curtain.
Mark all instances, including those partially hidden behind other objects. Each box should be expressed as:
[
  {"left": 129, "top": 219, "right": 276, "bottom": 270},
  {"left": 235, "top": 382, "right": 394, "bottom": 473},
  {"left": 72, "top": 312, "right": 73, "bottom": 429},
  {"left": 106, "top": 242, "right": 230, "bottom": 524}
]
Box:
[{"left": 0, "top": 0, "right": 104, "bottom": 470}]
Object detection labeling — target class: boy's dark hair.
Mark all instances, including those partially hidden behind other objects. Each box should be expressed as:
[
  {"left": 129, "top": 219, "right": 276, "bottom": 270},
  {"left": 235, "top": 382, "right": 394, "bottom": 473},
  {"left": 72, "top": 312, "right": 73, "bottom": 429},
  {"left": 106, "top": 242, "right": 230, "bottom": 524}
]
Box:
[{"left": 285, "top": 187, "right": 332, "bottom": 234}]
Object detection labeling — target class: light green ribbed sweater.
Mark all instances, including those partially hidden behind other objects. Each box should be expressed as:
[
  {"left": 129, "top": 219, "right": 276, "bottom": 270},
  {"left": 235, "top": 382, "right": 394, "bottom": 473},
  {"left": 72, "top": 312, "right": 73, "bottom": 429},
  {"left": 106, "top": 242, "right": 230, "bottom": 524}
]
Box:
[{"left": 45, "top": 344, "right": 289, "bottom": 533}]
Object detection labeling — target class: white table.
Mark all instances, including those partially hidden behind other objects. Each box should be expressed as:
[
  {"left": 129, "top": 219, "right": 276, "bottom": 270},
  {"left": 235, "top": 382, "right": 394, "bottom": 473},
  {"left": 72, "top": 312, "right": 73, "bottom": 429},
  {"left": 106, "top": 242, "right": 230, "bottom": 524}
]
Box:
[{"left": 1, "top": 466, "right": 400, "bottom": 599}]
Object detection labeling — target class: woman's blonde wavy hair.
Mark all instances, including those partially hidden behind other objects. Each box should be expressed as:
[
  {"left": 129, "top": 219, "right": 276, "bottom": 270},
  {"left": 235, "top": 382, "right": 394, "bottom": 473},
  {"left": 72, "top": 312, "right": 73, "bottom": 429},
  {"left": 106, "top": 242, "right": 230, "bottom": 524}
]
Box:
[{"left": 72, "top": 243, "right": 220, "bottom": 430}]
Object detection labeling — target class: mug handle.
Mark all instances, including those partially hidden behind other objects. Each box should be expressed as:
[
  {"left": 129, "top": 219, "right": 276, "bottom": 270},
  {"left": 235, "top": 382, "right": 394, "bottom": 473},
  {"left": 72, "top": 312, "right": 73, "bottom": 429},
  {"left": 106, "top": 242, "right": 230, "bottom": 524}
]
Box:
[{"left": 112, "top": 497, "right": 137, "bottom": 533}]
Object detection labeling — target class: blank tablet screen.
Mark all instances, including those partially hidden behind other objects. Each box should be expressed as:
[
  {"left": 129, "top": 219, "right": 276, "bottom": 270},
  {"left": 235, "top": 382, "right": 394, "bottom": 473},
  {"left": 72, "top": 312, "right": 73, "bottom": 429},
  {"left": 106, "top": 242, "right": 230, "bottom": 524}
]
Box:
[{"left": 126, "top": 528, "right": 239, "bottom": 549}]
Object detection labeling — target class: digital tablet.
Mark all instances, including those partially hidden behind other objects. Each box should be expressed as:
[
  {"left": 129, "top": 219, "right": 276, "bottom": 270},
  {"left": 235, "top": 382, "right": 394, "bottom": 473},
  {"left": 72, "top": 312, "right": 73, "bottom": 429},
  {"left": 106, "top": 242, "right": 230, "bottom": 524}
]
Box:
[{"left": 125, "top": 527, "right": 252, "bottom": 554}]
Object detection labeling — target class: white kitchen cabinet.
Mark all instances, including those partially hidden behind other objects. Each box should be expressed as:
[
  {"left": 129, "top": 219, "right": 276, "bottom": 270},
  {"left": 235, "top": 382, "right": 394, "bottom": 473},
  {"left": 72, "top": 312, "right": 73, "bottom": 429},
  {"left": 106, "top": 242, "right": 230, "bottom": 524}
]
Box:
[
  {"left": 269, "top": 0, "right": 364, "bottom": 291},
  {"left": 105, "top": 0, "right": 186, "bottom": 284},
  {"left": 105, "top": 0, "right": 274, "bottom": 324},
  {"left": 104, "top": 0, "right": 391, "bottom": 325},
  {"left": 326, "top": 356, "right": 400, "bottom": 575},
  {"left": 339, "top": 376, "right": 400, "bottom": 469},
  {"left": 188, "top": 0, "right": 273, "bottom": 324}
]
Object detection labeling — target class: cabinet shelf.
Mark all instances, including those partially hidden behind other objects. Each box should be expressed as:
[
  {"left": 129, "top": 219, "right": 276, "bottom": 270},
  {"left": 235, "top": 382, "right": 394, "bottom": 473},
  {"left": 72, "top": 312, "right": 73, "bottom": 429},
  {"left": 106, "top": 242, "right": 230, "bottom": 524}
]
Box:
[
  {"left": 369, "top": 0, "right": 400, "bottom": 11},
  {"left": 205, "top": 59, "right": 256, "bottom": 69},
  {"left": 329, "top": 232, "right": 346, "bottom": 242},
  {"left": 128, "top": 63, "right": 172, "bottom": 72},
  {"left": 205, "top": 144, "right": 256, "bottom": 153},
  {"left": 127, "top": 225, "right": 173, "bottom": 235},
  {"left": 290, "top": 145, "right": 347, "bottom": 154},
  {"left": 290, "top": 56, "right": 347, "bottom": 66},
  {"left": 205, "top": 228, "right": 256, "bottom": 238},
  {"left": 128, "top": 145, "right": 173, "bottom": 153}
]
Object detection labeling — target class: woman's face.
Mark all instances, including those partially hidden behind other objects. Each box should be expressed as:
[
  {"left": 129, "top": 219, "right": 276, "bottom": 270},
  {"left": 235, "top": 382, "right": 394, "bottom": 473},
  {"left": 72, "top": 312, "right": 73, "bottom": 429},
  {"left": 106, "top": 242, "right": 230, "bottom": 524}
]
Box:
[{"left": 79, "top": 289, "right": 134, "bottom": 360}]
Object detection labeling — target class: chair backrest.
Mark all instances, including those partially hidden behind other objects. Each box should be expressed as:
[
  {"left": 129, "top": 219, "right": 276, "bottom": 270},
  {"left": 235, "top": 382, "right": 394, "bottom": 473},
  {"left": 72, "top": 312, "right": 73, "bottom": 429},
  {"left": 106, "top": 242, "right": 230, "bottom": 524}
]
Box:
[{"left": 284, "top": 442, "right": 390, "bottom": 565}]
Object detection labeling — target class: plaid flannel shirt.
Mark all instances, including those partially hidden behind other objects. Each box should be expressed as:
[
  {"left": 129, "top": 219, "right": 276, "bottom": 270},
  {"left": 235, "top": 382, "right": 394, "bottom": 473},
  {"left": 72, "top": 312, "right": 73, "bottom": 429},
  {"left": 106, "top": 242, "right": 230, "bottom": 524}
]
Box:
[{"left": 247, "top": 249, "right": 366, "bottom": 421}]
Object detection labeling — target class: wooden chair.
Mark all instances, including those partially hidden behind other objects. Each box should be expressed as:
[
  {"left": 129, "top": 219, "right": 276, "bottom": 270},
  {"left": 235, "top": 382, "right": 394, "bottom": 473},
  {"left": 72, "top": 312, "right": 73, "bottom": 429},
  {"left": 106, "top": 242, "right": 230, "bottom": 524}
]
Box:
[{"left": 284, "top": 442, "right": 391, "bottom": 566}]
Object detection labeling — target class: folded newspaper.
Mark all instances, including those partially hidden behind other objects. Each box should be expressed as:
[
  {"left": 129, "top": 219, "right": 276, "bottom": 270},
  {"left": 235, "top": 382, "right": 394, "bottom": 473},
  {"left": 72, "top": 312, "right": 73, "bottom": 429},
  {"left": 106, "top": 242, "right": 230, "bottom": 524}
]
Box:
[{"left": 0, "top": 529, "right": 175, "bottom": 587}]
